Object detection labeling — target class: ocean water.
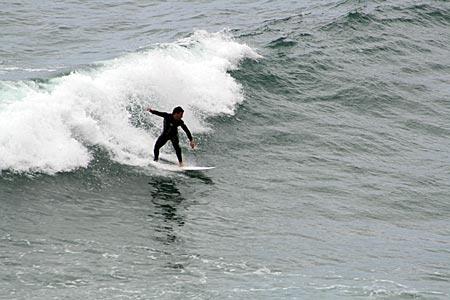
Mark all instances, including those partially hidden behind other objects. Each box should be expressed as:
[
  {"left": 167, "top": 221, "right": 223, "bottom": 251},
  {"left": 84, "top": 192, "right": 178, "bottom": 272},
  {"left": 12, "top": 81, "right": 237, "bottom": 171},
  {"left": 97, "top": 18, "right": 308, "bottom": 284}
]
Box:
[{"left": 1, "top": 0, "right": 449, "bottom": 299}]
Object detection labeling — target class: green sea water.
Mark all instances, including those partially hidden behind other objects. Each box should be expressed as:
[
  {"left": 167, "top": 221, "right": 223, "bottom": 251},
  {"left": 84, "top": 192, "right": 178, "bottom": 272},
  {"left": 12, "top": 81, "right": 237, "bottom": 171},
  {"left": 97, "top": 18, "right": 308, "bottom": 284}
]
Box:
[{"left": 1, "top": 1, "right": 449, "bottom": 299}]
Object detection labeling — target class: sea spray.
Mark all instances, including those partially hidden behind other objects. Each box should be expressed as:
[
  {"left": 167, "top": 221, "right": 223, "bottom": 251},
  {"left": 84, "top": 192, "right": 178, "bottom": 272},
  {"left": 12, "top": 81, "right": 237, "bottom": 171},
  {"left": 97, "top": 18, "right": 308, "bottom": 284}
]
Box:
[{"left": 0, "top": 30, "right": 261, "bottom": 174}]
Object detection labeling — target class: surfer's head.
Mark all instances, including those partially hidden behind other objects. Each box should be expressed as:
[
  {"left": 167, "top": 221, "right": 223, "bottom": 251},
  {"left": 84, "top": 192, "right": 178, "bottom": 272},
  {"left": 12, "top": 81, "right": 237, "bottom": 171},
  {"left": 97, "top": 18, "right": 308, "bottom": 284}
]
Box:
[{"left": 172, "top": 106, "right": 184, "bottom": 120}]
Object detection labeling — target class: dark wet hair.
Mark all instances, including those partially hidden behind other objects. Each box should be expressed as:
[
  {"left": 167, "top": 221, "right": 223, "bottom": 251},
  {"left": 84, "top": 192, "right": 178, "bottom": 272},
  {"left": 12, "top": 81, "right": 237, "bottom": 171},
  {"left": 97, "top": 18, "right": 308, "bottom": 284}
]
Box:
[{"left": 172, "top": 106, "right": 184, "bottom": 114}]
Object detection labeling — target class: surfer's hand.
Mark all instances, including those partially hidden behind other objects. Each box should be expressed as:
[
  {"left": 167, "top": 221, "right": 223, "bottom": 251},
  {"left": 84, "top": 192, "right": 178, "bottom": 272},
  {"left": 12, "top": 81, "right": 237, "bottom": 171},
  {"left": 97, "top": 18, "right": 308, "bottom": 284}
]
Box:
[
  {"left": 190, "top": 140, "right": 195, "bottom": 149},
  {"left": 147, "top": 108, "right": 152, "bottom": 113}
]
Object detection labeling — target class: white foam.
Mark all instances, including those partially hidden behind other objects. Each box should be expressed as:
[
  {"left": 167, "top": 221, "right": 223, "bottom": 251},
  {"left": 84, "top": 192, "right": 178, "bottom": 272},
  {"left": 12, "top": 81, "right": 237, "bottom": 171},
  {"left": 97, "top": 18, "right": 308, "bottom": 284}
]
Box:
[{"left": 0, "top": 30, "right": 261, "bottom": 174}]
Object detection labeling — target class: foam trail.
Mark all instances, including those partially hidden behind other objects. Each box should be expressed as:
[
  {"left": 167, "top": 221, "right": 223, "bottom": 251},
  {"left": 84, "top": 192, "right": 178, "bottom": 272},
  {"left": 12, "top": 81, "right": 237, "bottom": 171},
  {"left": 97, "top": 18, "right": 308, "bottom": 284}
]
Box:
[{"left": 0, "top": 30, "right": 261, "bottom": 174}]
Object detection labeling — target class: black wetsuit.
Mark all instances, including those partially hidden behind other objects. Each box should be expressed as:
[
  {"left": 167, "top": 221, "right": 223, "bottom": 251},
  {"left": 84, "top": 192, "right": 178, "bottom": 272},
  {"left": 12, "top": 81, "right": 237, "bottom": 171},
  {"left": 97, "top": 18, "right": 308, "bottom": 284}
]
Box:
[{"left": 150, "top": 110, "right": 193, "bottom": 163}]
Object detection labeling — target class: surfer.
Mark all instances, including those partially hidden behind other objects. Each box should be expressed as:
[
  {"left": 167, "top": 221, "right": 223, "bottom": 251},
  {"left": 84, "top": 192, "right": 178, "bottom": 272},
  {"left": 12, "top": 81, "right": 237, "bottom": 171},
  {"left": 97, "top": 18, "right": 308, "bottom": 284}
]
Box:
[{"left": 147, "top": 106, "right": 195, "bottom": 167}]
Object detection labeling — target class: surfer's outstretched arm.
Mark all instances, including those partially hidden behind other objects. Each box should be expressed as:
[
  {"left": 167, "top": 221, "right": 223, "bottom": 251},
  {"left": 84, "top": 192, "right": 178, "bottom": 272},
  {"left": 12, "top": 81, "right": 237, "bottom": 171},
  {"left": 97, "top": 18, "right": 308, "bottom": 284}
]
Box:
[{"left": 147, "top": 108, "right": 167, "bottom": 118}]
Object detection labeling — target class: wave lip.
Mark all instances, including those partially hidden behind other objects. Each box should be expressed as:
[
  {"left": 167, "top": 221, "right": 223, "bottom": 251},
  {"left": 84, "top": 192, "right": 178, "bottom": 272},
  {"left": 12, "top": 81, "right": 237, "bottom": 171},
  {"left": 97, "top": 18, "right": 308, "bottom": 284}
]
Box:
[{"left": 0, "top": 30, "right": 261, "bottom": 174}]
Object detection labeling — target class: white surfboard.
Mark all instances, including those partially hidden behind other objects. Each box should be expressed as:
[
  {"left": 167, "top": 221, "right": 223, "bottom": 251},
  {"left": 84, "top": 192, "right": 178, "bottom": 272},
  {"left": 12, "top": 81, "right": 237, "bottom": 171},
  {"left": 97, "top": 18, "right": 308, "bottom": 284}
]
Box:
[{"left": 150, "top": 161, "right": 215, "bottom": 172}]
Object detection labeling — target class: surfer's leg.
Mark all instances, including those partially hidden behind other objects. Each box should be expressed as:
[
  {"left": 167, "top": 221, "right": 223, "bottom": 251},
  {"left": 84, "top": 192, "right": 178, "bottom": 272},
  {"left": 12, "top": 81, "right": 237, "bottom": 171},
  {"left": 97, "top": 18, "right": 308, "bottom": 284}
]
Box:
[
  {"left": 171, "top": 136, "right": 182, "bottom": 164},
  {"left": 154, "top": 135, "right": 169, "bottom": 161}
]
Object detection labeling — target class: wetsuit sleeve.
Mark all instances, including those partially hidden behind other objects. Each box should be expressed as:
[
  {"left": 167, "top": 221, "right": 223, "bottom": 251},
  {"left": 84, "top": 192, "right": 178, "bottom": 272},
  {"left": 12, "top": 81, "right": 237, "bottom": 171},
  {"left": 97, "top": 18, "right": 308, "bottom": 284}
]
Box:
[
  {"left": 180, "top": 123, "right": 193, "bottom": 141},
  {"left": 150, "top": 110, "right": 169, "bottom": 118}
]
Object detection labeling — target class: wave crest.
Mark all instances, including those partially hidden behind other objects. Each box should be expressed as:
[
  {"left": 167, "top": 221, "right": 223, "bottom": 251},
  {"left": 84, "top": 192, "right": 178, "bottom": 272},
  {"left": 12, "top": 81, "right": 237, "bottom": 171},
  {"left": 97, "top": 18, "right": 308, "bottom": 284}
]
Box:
[{"left": 0, "top": 30, "right": 261, "bottom": 174}]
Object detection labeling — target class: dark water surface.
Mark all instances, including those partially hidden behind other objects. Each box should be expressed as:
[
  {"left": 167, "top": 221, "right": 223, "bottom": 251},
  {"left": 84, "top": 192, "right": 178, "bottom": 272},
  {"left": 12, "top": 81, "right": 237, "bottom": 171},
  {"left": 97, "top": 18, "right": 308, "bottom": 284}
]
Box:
[{"left": 1, "top": 1, "right": 449, "bottom": 299}]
